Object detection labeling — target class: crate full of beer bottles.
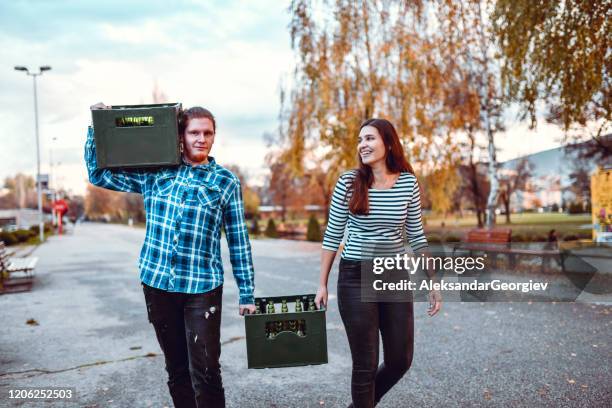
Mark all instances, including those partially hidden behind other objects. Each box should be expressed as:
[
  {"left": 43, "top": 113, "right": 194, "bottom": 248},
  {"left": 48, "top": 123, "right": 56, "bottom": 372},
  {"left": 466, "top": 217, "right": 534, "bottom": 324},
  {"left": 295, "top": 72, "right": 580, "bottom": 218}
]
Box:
[
  {"left": 91, "top": 103, "right": 182, "bottom": 169},
  {"left": 244, "top": 294, "right": 328, "bottom": 369}
]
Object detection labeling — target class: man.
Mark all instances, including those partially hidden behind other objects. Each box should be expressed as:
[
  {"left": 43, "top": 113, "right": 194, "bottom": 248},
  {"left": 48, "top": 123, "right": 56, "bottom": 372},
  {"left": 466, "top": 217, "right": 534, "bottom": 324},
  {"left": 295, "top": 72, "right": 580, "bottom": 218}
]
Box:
[{"left": 85, "top": 106, "right": 256, "bottom": 408}]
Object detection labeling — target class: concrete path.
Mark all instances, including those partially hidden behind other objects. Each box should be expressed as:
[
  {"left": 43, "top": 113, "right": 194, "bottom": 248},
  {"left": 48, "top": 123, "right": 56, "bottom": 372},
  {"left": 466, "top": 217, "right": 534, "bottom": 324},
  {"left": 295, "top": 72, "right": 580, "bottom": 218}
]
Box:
[{"left": 0, "top": 223, "right": 610, "bottom": 407}]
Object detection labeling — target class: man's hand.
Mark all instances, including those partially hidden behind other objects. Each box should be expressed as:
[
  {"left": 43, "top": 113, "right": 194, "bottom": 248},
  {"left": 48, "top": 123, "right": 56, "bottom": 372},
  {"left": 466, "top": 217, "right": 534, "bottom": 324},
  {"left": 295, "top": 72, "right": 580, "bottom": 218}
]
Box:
[
  {"left": 239, "top": 304, "right": 257, "bottom": 316},
  {"left": 428, "top": 289, "right": 442, "bottom": 316},
  {"left": 90, "top": 102, "right": 110, "bottom": 110}
]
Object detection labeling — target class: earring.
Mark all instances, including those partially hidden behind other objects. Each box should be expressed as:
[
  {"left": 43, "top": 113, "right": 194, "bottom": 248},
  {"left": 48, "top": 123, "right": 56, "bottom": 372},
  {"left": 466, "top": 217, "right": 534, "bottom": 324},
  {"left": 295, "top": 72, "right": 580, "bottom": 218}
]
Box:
[{"left": 180, "top": 142, "right": 184, "bottom": 153}]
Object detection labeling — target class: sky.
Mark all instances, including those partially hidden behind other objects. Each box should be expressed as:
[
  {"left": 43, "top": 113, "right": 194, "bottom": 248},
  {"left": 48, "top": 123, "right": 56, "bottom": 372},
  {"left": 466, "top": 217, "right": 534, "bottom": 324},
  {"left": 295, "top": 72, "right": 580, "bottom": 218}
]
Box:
[{"left": 0, "top": 0, "right": 572, "bottom": 196}]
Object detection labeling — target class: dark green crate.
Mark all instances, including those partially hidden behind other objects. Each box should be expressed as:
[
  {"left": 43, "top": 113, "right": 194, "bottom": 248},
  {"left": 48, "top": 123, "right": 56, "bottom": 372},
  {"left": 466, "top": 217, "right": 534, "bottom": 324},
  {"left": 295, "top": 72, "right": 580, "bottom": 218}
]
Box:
[
  {"left": 91, "top": 103, "right": 182, "bottom": 169},
  {"left": 244, "top": 294, "right": 328, "bottom": 369}
]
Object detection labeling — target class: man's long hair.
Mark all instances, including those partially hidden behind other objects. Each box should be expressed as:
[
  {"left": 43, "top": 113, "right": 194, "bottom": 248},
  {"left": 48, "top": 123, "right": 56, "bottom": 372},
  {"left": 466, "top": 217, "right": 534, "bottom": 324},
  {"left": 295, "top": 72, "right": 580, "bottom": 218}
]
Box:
[{"left": 347, "top": 118, "right": 415, "bottom": 215}]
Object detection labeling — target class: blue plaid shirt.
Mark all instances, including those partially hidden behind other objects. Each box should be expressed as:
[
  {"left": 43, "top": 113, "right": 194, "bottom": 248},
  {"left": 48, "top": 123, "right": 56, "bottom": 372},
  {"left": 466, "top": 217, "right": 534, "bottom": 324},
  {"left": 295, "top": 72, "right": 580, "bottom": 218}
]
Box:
[{"left": 84, "top": 127, "right": 255, "bottom": 304}]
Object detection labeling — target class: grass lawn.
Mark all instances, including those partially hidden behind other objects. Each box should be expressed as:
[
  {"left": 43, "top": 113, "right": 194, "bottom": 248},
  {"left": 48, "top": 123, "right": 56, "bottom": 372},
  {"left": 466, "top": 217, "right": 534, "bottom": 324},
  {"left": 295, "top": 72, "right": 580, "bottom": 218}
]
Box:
[{"left": 424, "top": 212, "right": 592, "bottom": 240}]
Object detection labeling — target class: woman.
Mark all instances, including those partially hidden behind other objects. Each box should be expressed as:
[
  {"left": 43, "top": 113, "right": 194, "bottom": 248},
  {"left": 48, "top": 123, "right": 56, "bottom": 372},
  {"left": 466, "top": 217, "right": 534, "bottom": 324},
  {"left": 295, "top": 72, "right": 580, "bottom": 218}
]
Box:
[{"left": 314, "top": 118, "right": 441, "bottom": 407}]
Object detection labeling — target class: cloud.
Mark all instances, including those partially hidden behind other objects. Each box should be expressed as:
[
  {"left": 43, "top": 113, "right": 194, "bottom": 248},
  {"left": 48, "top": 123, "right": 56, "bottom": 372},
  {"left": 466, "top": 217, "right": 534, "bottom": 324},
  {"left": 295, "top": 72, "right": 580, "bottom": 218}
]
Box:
[{"left": 0, "top": 1, "right": 294, "bottom": 195}]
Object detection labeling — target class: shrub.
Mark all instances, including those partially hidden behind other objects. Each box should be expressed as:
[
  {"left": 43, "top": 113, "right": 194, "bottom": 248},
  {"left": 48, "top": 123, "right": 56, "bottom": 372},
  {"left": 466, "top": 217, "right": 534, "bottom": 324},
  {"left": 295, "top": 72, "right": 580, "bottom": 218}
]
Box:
[
  {"left": 306, "top": 215, "right": 322, "bottom": 242},
  {"left": 30, "top": 223, "right": 53, "bottom": 234},
  {"left": 563, "top": 234, "right": 579, "bottom": 241},
  {"left": 249, "top": 217, "right": 260, "bottom": 236},
  {"left": 13, "top": 229, "right": 36, "bottom": 243},
  {"left": 444, "top": 235, "right": 461, "bottom": 243},
  {"left": 568, "top": 202, "right": 584, "bottom": 214},
  {"left": 511, "top": 234, "right": 528, "bottom": 242},
  {"left": 0, "top": 232, "right": 18, "bottom": 246},
  {"left": 265, "top": 219, "right": 278, "bottom": 238},
  {"left": 427, "top": 234, "right": 442, "bottom": 243}
]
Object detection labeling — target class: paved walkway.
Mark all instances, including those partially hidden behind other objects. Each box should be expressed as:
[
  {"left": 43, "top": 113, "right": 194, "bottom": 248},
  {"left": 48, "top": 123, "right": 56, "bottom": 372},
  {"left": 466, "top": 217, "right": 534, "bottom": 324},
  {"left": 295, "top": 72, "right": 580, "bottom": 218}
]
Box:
[{"left": 0, "top": 223, "right": 610, "bottom": 407}]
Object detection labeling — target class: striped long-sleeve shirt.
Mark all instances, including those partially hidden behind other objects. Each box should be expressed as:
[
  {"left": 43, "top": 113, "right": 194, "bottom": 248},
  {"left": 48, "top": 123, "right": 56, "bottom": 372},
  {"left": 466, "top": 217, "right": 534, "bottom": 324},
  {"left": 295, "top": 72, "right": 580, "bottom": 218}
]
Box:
[
  {"left": 84, "top": 127, "right": 255, "bottom": 304},
  {"left": 322, "top": 170, "right": 428, "bottom": 260}
]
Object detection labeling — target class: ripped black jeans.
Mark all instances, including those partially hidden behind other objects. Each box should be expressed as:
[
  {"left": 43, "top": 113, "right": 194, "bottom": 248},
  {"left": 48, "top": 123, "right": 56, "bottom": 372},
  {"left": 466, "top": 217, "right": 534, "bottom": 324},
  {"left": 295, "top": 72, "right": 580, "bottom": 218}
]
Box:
[
  {"left": 142, "top": 283, "right": 224, "bottom": 408},
  {"left": 338, "top": 258, "right": 414, "bottom": 408}
]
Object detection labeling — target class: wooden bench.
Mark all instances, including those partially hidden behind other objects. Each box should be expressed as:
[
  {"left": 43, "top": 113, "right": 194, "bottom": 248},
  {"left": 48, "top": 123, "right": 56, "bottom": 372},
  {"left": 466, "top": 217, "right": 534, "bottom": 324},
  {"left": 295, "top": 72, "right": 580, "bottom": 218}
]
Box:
[
  {"left": 452, "top": 228, "right": 567, "bottom": 272},
  {"left": 0, "top": 241, "right": 38, "bottom": 294}
]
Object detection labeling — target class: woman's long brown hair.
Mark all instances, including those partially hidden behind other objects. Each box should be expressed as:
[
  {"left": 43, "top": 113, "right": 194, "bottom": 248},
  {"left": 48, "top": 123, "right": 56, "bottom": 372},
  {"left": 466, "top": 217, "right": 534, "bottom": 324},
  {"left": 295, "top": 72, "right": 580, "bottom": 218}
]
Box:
[{"left": 347, "top": 118, "right": 414, "bottom": 215}]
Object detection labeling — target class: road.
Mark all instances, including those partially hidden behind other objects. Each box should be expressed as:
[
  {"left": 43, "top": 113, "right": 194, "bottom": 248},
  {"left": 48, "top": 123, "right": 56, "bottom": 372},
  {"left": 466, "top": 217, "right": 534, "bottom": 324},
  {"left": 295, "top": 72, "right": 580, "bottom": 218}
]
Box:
[{"left": 0, "top": 223, "right": 610, "bottom": 407}]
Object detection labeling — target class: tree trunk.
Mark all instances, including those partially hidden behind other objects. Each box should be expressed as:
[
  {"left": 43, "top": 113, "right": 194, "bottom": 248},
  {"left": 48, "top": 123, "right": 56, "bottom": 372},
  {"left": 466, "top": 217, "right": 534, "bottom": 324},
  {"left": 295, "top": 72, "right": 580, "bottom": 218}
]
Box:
[
  {"left": 466, "top": 131, "right": 486, "bottom": 229},
  {"left": 504, "top": 198, "right": 511, "bottom": 224},
  {"left": 485, "top": 116, "right": 498, "bottom": 228}
]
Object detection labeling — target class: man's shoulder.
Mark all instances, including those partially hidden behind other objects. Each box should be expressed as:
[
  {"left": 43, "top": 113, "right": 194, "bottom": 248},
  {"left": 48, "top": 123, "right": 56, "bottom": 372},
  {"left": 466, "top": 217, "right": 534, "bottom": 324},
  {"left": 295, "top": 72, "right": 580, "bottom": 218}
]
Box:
[
  {"left": 151, "top": 166, "right": 178, "bottom": 178},
  {"left": 213, "top": 164, "right": 240, "bottom": 187}
]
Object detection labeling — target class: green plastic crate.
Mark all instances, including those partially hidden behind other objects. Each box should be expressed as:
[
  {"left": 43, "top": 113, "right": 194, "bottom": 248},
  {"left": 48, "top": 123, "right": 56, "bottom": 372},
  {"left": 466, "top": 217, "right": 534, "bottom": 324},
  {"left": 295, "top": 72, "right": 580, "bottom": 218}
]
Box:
[
  {"left": 244, "top": 294, "right": 328, "bottom": 369},
  {"left": 91, "top": 103, "right": 182, "bottom": 169}
]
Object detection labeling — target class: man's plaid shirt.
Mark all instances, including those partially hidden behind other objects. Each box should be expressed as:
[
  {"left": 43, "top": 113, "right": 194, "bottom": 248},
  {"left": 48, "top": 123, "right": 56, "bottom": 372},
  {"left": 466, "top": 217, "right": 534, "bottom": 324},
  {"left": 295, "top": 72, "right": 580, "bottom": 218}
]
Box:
[{"left": 84, "top": 127, "right": 255, "bottom": 304}]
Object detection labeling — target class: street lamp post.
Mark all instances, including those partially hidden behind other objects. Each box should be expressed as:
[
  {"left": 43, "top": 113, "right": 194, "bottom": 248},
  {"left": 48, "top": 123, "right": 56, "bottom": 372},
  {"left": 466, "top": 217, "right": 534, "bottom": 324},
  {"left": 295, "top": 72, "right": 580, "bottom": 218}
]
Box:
[
  {"left": 14, "top": 65, "right": 52, "bottom": 243},
  {"left": 50, "top": 136, "right": 58, "bottom": 227}
]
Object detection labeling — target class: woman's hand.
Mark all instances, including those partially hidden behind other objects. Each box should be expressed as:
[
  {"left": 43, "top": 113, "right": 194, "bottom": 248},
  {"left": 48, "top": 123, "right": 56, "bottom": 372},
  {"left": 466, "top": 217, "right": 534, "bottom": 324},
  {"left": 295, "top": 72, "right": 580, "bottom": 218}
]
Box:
[
  {"left": 427, "top": 288, "right": 442, "bottom": 316},
  {"left": 314, "top": 285, "right": 328, "bottom": 309}
]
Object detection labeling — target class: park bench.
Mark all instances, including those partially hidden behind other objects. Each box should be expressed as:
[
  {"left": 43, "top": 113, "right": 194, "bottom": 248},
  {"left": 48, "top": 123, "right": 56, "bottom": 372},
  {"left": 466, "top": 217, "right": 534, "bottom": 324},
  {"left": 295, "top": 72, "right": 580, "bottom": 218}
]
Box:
[
  {"left": 452, "top": 228, "right": 567, "bottom": 273},
  {"left": 0, "top": 241, "right": 38, "bottom": 294}
]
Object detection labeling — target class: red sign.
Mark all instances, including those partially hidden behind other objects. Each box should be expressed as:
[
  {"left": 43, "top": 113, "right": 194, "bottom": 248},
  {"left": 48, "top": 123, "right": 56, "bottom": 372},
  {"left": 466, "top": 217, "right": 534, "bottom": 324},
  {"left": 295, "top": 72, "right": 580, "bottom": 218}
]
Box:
[{"left": 53, "top": 199, "right": 69, "bottom": 215}]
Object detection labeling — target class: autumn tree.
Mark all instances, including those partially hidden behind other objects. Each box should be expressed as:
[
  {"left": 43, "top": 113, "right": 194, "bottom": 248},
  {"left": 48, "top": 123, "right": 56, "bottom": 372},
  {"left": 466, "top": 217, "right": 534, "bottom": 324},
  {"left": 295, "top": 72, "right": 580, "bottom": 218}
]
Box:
[
  {"left": 84, "top": 185, "right": 145, "bottom": 223},
  {"left": 455, "top": 162, "right": 490, "bottom": 227},
  {"left": 84, "top": 184, "right": 116, "bottom": 220},
  {"left": 454, "top": 132, "right": 491, "bottom": 227},
  {"left": 423, "top": 160, "right": 461, "bottom": 218},
  {"left": 266, "top": 153, "right": 295, "bottom": 222},
  {"left": 302, "top": 168, "right": 332, "bottom": 220},
  {"left": 436, "top": 0, "right": 508, "bottom": 227},
  {"left": 283, "top": 0, "right": 470, "bottom": 216},
  {"left": 224, "top": 164, "right": 261, "bottom": 218},
  {"left": 121, "top": 193, "right": 145, "bottom": 223},
  {"left": 497, "top": 158, "right": 535, "bottom": 223},
  {"left": 2, "top": 173, "right": 37, "bottom": 209},
  {"left": 493, "top": 0, "right": 611, "bottom": 154},
  {"left": 66, "top": 195, "right": 85, "bottom": 222},
  {"left": 568, "top": 160, "right": 592, "bottom": 210}
]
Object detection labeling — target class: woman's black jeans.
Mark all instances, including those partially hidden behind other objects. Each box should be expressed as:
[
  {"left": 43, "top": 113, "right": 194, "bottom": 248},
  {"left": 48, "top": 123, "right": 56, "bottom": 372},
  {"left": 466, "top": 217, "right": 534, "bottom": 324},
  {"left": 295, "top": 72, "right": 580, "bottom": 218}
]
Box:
[
  {"left": 337, "top": 258, "right": 414, "bottom": 408},
  {"left": 142, "top": 283, "right": 225, "bottom": 408}
]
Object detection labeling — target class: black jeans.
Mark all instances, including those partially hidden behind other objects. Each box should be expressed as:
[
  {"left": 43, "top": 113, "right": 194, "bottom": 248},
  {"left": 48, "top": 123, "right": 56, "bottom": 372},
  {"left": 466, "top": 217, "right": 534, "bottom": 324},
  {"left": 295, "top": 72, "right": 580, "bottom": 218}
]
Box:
[
  {"left": 337, "top": 258, "right": 414, "bottom": 408},
  {"left": 142, "top": 283, "right": 225, "bottom": 408}
]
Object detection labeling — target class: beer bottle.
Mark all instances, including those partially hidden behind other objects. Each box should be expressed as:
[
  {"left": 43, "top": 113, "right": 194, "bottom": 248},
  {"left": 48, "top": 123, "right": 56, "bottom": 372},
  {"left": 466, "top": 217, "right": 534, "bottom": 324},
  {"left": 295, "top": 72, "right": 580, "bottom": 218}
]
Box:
[
  {"left": 289, "top": 319, "right": 297, "bottom": 332},
  {"left": 268, "top": 323, "right": 276, "bottom": 339},
  {"left": 297, "top": 320, "right": 305, "bottom": 337},
  {"left": 281, "top": 299, "right": 288, "bottom": 313},
  {"left": 267, "top": 300, "right": 275, "bottom": 314},
  {"left": 295, "top": 298, "right": 302, "bottom": 312},
  {"left": 275, "top": 320, "right": 283, "bottom": 334},
  {"left": 265, "top": 322, "right": 272, "bottom": 339},
  {"left": 308, "top": 300, "right": 316, "bottom": 311}
]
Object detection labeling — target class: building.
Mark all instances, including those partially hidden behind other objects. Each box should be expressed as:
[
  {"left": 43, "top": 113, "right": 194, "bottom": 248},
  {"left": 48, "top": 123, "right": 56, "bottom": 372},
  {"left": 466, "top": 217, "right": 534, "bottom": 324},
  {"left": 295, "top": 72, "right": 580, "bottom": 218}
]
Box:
[
  {"left": 500, "top": 134, "right": 611, "bottom": 212},
  {"left": 0, "top": 209, "right": 50, "bottom": 230}
]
